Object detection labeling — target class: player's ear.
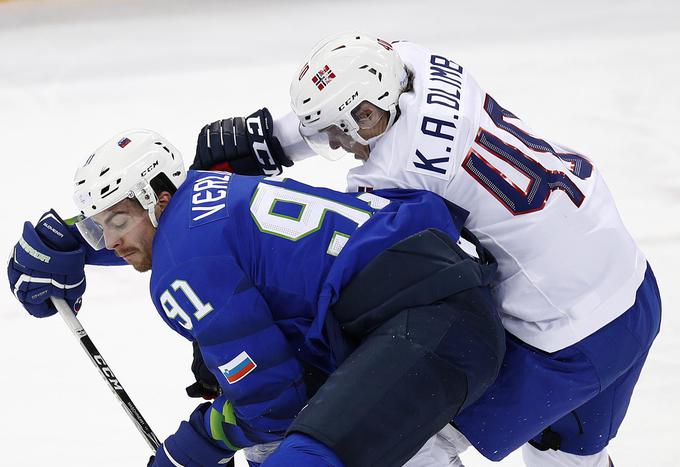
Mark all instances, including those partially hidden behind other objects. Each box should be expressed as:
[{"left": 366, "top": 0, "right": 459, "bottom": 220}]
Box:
[{"left": 155, "top": 191, "right": 173, "bottom": 218}]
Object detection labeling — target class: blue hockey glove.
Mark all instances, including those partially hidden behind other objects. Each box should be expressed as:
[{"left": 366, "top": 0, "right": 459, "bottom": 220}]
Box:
[
  {"left": 7, "top": 209, "right": 86, "bottom": 318},
  {"left": 149, "top": 403, "right": 236, "bottom": 467},
  {"left": 193, "top": 108, "right": 292, "bottom": 176}
]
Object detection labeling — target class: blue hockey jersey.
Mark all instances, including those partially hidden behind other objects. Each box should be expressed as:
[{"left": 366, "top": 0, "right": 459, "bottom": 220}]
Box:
[{"left": 149, "top": 171, "right": 467, "bottom": 452}]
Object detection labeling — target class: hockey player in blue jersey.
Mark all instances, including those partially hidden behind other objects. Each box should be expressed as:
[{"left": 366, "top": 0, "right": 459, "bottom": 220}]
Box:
[{"left": 8, "top": 129, "right": 505, "bottom": 467}]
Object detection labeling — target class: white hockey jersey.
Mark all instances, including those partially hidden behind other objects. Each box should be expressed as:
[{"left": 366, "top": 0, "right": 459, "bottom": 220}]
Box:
[{"left": 277, "top": 41, "right": 647, "bottom": 352}]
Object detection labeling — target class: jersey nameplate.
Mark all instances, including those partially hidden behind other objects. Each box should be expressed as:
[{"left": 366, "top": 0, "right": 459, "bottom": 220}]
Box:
[
  {"left": 407, "top": 54, "right": 464, "bottom": 181},
  {"left": 190, "top": 172, "right": 232, "bottom": 227}
]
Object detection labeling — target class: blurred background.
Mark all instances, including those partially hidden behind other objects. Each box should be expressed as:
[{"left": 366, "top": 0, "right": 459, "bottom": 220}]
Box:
[{"left": 1, "top": 0, "right": 678, "bottom": 465}]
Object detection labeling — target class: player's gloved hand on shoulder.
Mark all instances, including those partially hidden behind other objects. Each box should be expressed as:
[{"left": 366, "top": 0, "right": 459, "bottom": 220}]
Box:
[
  {"left": 7, "top": 209, "right": 86, "bottom": 318},
  {"left": 193, "top": 108, "right": 292, "bottom": 176},
  {"left": 186, "top": 340, "right": 221, "bottom": 399},
  {"left": 149, "top": 403, "right": 235, "bottom": 467}
]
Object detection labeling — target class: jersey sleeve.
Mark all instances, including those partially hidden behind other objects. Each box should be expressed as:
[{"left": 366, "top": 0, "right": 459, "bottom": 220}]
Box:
[
  {"left": 151, "top": 254, "right": 308, "bottom": 449},
  {"left": 273, "top": 111, "right": 316, "bottom": 162}
]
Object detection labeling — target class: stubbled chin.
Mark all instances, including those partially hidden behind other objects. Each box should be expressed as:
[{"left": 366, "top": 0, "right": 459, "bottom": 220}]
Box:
[
  {"left": 123, "top": 253, "right": 151, "bottom": 272},
  {"left": 131, "top": 259, "right": 151, "bottom": 272}
]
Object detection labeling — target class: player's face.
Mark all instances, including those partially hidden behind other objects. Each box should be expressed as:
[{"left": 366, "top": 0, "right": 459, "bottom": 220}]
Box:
[
  {"left": 325, "top": 126, "right": 371, "bottom": 160},
  {"left": 352, "top": 101, "right": 389, "bottom": 142},
  {"left": 299, "top": 102, "right": 389, "bottom": 161},
  {"left": 325, "top": 102, "right": 389, "bottom": 160},
  {"left": 93, "top": 199, "right": 156, "bottom": 272}
]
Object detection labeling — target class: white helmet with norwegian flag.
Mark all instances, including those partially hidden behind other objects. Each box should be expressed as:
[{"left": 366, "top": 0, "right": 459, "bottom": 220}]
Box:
[
  {"left": 72, "top": 129, "right": 186, "bottom": 249},
  {"left": 290, "top": 32, "right": 408, "bottom": 160}
]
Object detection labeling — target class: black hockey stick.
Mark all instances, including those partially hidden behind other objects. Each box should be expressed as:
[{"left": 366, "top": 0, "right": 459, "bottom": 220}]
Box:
[{"left": 52, "top": 297, "right": 161, "bottom": 451}]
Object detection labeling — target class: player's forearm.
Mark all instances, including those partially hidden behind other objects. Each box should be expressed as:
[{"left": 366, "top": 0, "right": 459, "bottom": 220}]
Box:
[
  {"left": 273, "top": 111, "right": 316, "bottom": 162},
  {"left": 208, "top": 373, "right": 305, "bottom": 446},
  {"left": 152, "top": 402, "right": 237, "bottom": 467},
  {"left": 202, "top": 396, "right": 249, "bottom": 450}
]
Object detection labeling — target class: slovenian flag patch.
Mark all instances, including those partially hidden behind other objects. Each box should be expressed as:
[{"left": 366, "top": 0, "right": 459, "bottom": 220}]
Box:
[{"left": 219, "top": 351, "right": 257, "bottom": 384}]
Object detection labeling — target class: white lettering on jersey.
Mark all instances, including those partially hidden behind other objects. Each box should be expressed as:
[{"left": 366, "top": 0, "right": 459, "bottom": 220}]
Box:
[{"left": 191, "top": 172, "right": 232, "bottom": 223}]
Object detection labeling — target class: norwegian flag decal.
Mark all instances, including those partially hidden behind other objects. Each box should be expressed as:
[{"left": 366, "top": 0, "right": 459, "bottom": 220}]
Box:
[
  {"left": 117, "top": 137, "right": 131, "bottom": 148},
  {"left": 312, "top": 65, "right": 336, "bottom": 91}
]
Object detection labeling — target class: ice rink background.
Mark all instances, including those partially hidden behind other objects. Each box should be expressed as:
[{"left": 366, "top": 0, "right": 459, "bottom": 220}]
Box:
[{"left": 1, "top": 0, "right": 678, "bottom": 465}]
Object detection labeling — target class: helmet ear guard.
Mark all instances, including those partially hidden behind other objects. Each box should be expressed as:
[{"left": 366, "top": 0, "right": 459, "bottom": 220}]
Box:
[
  {"left": 290, "top": 32, "right": 408, "bottom": 160},
  {"left": 130, "top": 180, "right": 160, "bottom": 227}
]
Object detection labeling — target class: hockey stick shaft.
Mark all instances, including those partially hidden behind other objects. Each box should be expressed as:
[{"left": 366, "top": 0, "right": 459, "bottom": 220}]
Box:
[{"left": 52, "top": 297, "right": 161, "bottom": 451}]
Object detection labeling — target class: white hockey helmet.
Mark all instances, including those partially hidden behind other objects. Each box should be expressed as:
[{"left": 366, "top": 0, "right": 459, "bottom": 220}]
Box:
[
  {"left": 290, "top": 32, "right": 408, "bottom": 160},
  {"left": 72, "top": 129, "right": 186, "bottom": 250}
]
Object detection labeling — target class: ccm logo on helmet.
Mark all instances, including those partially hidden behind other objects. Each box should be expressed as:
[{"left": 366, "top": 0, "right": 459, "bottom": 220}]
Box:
[
  {"left": 338, "top": 91, "right": 359, "bottom": 111},
  {"left": 141, "top": 160, "right": 159, "bottom": 177}
]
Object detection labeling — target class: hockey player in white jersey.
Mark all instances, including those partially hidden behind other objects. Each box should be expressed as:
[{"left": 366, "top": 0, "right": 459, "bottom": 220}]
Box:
[{"left": 192, "top": 33, "right": 662, "bottom": 467}]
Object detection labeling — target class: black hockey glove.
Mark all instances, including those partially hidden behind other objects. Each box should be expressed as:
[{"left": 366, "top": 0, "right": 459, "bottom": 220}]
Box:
[
  {"left": 185, "top": 341, "right": 221, "bottom": 400},
  {"left": 192, "top": 108, "right": 292, "bottom": 176}
]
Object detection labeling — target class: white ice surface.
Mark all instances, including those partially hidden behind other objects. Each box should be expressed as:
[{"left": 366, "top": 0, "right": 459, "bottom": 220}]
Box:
[{"left": 0, "top": 1, "right": 678, "bottom": 466}]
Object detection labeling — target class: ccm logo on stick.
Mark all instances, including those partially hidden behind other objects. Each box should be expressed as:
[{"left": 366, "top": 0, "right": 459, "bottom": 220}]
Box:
[{"left": 93, "top": 354, "right": 123, "bottom": 390}]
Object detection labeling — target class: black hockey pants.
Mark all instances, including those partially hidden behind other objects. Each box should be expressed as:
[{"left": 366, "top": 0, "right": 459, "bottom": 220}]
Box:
[{"left": 288, "top": 228, "right": 506, "bottom": 467}]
